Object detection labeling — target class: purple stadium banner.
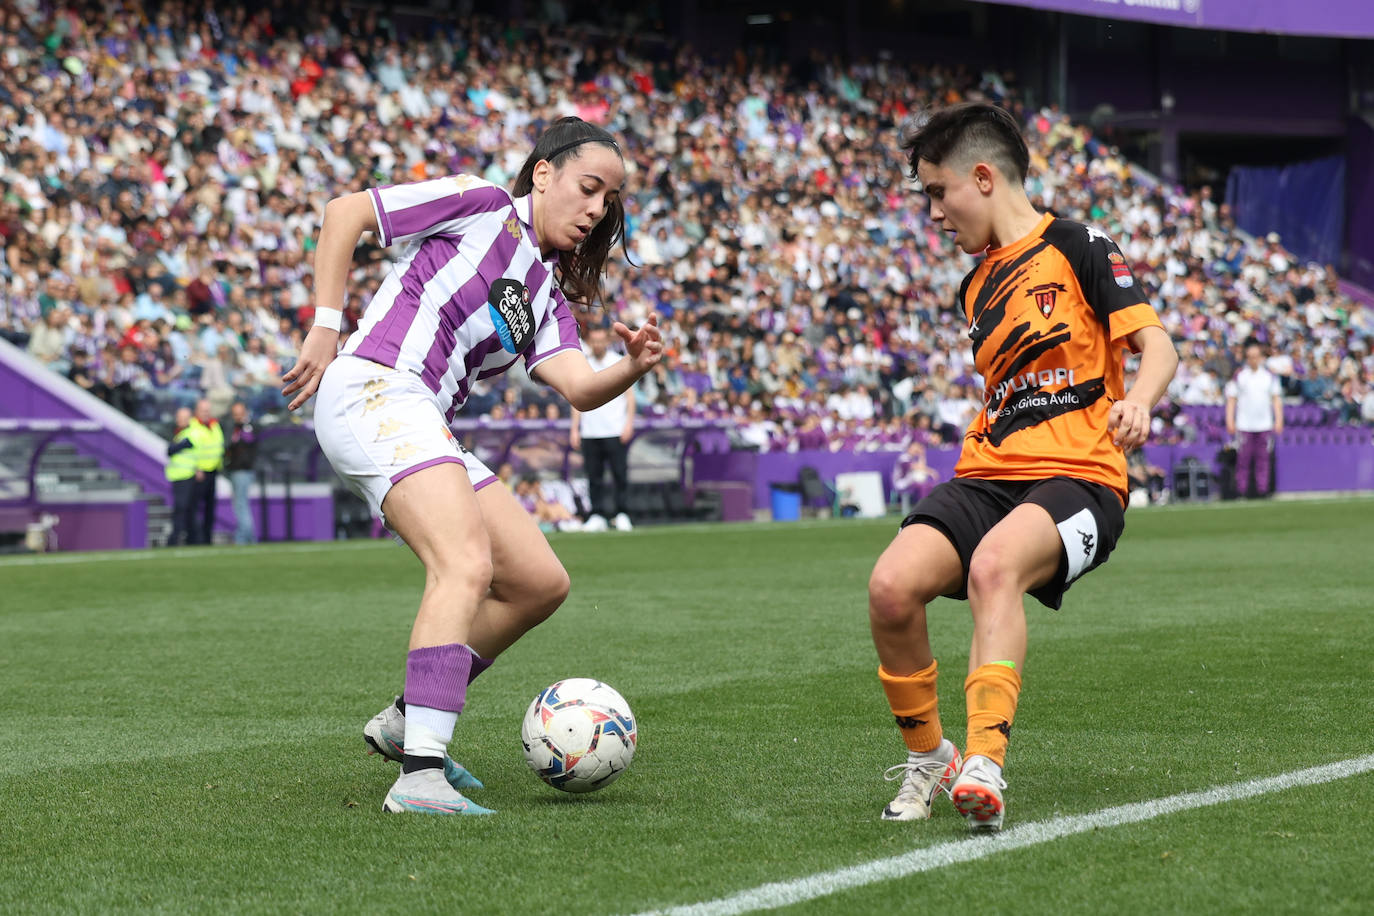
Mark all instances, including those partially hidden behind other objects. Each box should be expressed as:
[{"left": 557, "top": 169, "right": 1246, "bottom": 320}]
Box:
[{"left": 969, "top": 0, "right": 1374, "bottom": 38}]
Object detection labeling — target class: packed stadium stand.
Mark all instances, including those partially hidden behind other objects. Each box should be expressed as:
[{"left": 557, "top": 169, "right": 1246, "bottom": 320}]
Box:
[{"left": 1, "top": 0, "right": 1371, "bottom": 547}]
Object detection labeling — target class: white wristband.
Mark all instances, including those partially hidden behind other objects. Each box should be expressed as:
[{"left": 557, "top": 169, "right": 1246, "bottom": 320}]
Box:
[{"left": 312, "top": 307, "right": 344, "bottom": 331}]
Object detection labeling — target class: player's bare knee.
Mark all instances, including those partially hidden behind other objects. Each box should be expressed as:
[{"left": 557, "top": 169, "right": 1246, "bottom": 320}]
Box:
[
  {"left": 868, "top": 565, "right": 919, "bottom": 629},
  {"left": 966, "top": 549, "right": 1016, "bottom": 602},
  {"left": 534, "top": 564, "right": 571, "bottom": 616},
  {"left": 504, "top": 561, "right": 570, "bottom": 625},
  {"left": 426, "top": 553, "right": 495, "bottom": 605}
]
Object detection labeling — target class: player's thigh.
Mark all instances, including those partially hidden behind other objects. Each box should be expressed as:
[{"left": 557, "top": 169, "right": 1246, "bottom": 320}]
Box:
[
  {"left": 384, "top": 463, "right": 492, "bottom": 586},
  {"left": 477, "top": 477, "right": 571, "bottom": 607},
  {"left": 869, "top": 522, "right": 966, "bottom": 616},
  {"left": 967, "top": 502, "right": 1063, "bottom": 596}
]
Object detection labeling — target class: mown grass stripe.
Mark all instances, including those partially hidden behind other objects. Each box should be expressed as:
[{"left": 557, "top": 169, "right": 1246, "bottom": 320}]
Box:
[{"left": 634, "top": 754, "right": 1374, "bottom": 916}]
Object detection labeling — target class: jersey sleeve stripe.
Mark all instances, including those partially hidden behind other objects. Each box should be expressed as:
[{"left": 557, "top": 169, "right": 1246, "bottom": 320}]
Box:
[
  {"left": 369, "top": 187, "right": 393, "bottom": 248},
  {"left": 385, "top": 186, "right": 512, "bottom": 242}
]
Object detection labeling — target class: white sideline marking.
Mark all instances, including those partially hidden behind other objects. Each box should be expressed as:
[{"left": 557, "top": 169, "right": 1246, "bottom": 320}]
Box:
[
  {"left": 631, "top": 754, "right": 1374, "bottom": 916},
  {"left": 0, "top": 539, "right": 389, "bottom": 567}
]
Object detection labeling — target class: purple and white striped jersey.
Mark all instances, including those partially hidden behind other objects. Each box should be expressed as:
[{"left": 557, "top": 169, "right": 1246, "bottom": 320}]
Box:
[{"left": 344, "top": 174, "right": 582, "bottom": 421}]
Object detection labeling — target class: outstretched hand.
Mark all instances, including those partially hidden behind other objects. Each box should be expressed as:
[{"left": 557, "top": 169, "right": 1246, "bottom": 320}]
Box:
[
  {"left": 281, "top": 326, "right": 340, "bottom": 411},
  {"left": 614, "top": 314, "right": 663, "bottom": 374}
]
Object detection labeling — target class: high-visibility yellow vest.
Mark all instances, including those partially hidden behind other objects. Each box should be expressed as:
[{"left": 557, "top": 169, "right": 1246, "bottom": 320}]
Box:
[
  {"left": 187, "top": 419, "right": 225, "bottom": 472},
  {"left": 165, "top": 430, "right": 198, "bottom": 482}
]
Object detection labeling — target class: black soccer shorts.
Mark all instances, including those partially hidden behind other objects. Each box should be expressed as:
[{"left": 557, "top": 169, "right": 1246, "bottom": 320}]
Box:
[{"left": 900, "top": 476, "right": 1126, "bottom": 609}]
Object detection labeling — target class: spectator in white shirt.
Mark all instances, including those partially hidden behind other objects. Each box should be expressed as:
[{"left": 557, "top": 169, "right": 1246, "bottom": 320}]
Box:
[
  {"left": 1225, "top": 339, "right": 1284, "bottom": 497},
  {"left": 570, "top": 325, "right": 637, "bottom": 531}
]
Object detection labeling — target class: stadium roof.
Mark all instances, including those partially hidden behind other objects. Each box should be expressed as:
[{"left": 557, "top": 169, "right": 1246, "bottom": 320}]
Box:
[{"left": 966, "top": 0, "right": 1374, "bottom": 39}]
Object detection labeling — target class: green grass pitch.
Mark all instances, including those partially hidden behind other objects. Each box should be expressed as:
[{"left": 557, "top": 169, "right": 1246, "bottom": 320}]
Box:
[{"left": 1, "top": 498, "right": 1371, "bottom": 914}]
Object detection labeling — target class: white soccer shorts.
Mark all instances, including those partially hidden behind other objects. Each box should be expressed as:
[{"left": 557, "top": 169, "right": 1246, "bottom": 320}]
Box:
[{"left": 314, "top": 355, "right": 496, "bottom": 524}]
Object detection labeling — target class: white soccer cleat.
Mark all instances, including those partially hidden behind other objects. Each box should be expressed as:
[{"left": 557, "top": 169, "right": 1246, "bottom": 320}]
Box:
[
  {"left": 363, "top": 700, "right": 408, "bottom": 762},
  {"left": 613, "top": 512, "right": 633, "bottom": 531},
  {"left": 881, "top": 739, "right": 962, "bottom": 821},
  {"left": 382, "top": 768, "right": 493, "bottom": 815},
  {"left": 363, "top": 698, "right": 484, "bottom": 791},
  {"left": 582, "top": 514, "right": 608, "bottom": 532},
  {"left": 951, "top": 754, "right": 1007, "bottom": 832}
]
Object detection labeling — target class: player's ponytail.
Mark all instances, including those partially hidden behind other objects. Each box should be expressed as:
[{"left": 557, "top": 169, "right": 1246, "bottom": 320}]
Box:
[{"left": 513, "top": 117, "right": 626, "bottom": 308}]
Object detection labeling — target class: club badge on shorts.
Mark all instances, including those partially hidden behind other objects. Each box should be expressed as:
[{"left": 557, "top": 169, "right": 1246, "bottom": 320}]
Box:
[{"left": 488, "top": 278, "right": 535, "bottom": 354}]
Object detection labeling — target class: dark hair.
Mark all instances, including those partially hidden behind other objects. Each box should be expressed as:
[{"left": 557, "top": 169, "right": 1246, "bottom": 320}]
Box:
[
  {"left": 898, "top": 102, "right": 1029, "bottom": 186},
  {"left": 512, "top": 117, "right": 625, "bottom": 308}
]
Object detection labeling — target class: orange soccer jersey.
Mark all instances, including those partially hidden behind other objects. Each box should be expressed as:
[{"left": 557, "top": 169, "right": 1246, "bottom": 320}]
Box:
[{"left": 954, "top": 213, "right": 1164, "bottom": 503}]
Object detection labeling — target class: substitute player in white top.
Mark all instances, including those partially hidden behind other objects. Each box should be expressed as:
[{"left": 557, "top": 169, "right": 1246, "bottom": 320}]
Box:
[
  {"left": 570, "top": 324, "right": 636, "bottom": 531},
  {"left": 281, "top": 117, "right": 663, "bottom": 815},
  {"left": 1225, "top": 338, "right": 1284, "bottom": 498}
]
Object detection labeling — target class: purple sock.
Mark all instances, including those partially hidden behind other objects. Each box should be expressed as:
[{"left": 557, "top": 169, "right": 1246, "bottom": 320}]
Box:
[
  {"left": 467, "top": 653, "right": 494, "bottom": 685},
  {"left": 404, "top": 643, "right": 473, "bottom": 713}
]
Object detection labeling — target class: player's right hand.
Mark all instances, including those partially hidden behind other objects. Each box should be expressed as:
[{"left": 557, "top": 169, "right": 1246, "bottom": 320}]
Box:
[{"left": 282, "top": 327, "right": 340, "bottom": 411}]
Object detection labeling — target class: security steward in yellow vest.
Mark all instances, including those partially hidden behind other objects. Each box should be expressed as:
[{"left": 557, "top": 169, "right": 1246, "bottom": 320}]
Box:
[
  {"left": 187, "top": 399, "right": 226, "bottom": 545},
  {"left": 165, "top": 407, "right": 198, "bottom": 546}
]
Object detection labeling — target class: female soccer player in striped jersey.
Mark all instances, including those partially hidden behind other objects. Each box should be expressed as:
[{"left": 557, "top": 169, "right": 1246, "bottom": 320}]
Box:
[{"left": 282, "top": 117, "right": 663, "bottom": 814}]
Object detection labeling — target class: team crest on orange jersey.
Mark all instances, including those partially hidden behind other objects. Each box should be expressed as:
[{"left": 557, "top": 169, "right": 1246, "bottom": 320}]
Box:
[
  {"left": 1027, "top": 282, "right": 1067, "bottom": 318},
  {"left": 1108, "top": 252, "right": 1134, "bottom": 288}
]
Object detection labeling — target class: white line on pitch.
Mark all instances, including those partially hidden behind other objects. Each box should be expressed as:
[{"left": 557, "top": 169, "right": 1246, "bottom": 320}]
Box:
[
  {"left": 0, "top": 538, "right": 391, "bottom": 567},
  {"left": 629, "top": 753, "right": 1374, "bottom": 916}
]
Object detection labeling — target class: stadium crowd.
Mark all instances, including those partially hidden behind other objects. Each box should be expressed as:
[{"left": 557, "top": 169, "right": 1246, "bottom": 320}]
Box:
[{"left": 2, "top": 0, "right": 1372, "bottom": 459}]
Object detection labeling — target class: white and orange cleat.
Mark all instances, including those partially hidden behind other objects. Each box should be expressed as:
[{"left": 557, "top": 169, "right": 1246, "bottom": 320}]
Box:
[
  {"left": 951, "top": 754, "right": 1007, "bottom": 832},
  {"left": 881, "top": 739, "right": 962, "bottom": 821}
]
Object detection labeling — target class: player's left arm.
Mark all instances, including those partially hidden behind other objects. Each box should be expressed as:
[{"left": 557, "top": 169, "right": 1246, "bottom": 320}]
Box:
[
  {"left": 621, "top": 377, "right": 637, "bottom": 443},
  {"left": 1109, "top": 325, "right": 1179, "bottom": 450},
  {"left": 1065, "top": 223, "right": 1179, "bottom": 451},
  {"left": 534, "top": 316, "right": 663, "bottom": 412}
]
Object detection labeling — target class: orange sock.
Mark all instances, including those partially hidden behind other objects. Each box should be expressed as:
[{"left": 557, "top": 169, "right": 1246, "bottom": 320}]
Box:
[
  {"left": 879, "top": 661, "right": 944, "bottom": 753},
  {"left": 964, "top": 663, "right": 1022, "bottom": 767}
]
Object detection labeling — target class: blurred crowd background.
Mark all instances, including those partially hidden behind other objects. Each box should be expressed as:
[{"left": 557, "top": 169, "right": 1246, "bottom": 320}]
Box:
[{"left": 3, "top": 0, "right": 1372, "bottom": 459}]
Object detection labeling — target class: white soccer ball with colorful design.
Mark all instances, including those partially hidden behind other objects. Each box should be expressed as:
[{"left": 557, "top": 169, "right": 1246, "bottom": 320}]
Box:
[{"left": 520, "top": 678, "right": 637, "bottom": 792}]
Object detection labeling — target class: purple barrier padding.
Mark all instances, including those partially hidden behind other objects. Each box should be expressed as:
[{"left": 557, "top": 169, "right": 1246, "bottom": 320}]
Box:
[
  {"left": 249, "top": 492, "right": 335, "bottom": 542},
  {"left": 694, "top": 450, "right": 757, "bottom": 487},
  {"left": 1277, "top": 442, "right": 1374, "bottom": 491},
  {"left": 697, "top": 448, "right": 962, "bottom": 510},
  {"left": 694, "top": 481, "right": 755, "bottom": 522},
  {"left": 125, "top": 499, "right": 148, "bottom": 548},
  {"left": 966, "top": 0, "right": 1374, "bottom": 38},
  {"left": 0, "top": 500, "right": 145, "bottom": 549},
  {"left": 0, "top": 506, "right": 31, "bottom": 533},
  {"left": 699, "top": 438, "right": 1371, "bottom": 508},
  {"left": 0, "top": 339, "right": 240, "bottom": 534}
]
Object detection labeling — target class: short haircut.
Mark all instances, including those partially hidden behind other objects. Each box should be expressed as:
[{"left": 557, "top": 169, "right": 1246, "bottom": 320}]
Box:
[{"left": 898, "top": 102, "right": 1030, "bottom": 186}]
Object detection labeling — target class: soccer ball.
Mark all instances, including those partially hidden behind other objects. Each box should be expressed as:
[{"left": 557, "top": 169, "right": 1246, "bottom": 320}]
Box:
[{"left": 520, "top": 678, "right": 637, "bottom": 793}]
